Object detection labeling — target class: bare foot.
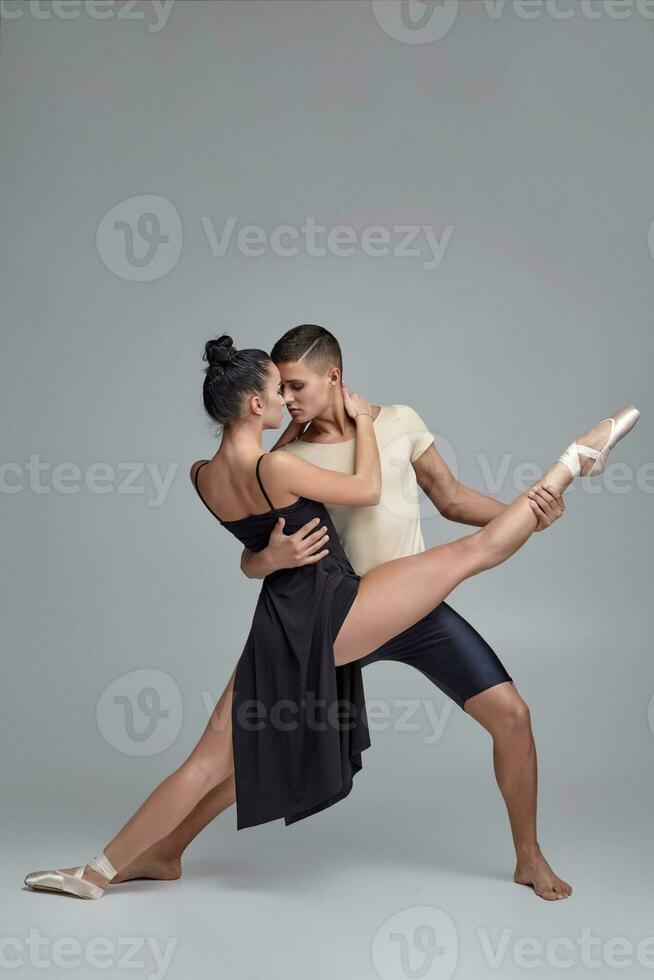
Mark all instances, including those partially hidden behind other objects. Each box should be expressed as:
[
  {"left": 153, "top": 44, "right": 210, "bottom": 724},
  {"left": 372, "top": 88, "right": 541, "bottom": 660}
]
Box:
[
  {"left": 514, "top": 848, "right": 572, "bottom": 901},
  {"left": 573, "top": 420, "right": 611, "bottom": 476},
  {"left": 111, "top": 855, "right": 182, "bottom": 884}
]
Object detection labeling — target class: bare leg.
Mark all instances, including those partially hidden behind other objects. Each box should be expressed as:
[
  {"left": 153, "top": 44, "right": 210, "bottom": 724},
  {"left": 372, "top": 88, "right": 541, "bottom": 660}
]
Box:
[
  {"left": 113, "top": 775, "right": 236, "bottom": 883},
  {"left": 332, "top": 470, "right": 564, "bottom": 663},
  {"left": 58, "top": 667, "right": 238, "bottom": 891},
  {"left": 333, "top": 414, "right": 613, "bottom": 665},
  {"left": 109, "top": 418, "right": 612, "bottom": 885},
  {"left": 464, "top": 682, "right": 572, "bottom": 901},
  {"left": 113, "top": 681, "right": 574, "bottom": 893}
]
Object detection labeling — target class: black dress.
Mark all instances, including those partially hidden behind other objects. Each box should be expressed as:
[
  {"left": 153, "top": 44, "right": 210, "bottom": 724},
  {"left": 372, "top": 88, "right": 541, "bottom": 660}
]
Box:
[{"left": 193, "top": 452, "right": 370, "bottom": 830}]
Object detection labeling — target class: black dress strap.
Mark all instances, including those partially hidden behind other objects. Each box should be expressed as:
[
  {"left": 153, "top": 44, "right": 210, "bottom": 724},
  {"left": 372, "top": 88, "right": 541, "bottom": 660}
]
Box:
[
  {"left": 193, "top": 460, "right": 223, "bottom": 522},
  {"left": 255, "top": 453, "right": 276, "bottom": 511}
]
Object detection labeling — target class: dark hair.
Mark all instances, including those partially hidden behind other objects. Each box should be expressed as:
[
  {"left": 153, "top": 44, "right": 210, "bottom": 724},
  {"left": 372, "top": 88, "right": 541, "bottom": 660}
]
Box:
[
  {"left": 202, "top": 334, "right": 271, "bottom": 427},
  {"left": 270, "top": 324, "right": 342, "bottom": 374}
]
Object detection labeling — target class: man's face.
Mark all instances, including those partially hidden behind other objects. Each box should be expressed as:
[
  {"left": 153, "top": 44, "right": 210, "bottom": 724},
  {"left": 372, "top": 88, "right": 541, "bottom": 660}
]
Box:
[{"left": 275, "top": 360, "right": 337, "bottom": 424}]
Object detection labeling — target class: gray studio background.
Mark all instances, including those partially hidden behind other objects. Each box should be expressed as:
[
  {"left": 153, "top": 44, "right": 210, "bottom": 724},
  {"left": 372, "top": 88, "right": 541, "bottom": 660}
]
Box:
[{"left": 2, "top": 1, "right": 652, "bottom": 978}]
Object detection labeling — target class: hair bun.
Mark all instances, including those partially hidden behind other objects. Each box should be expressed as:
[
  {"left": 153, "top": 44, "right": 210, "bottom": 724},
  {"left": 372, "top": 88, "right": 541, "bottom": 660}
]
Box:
[{"left": 204, "top": 334, "right": 237, "bottom": 370}]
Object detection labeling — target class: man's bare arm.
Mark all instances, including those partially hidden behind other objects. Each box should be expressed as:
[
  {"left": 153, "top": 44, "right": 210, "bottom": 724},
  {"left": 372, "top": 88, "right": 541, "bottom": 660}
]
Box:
[
  {"left": 412, "top": 444, "right": 564, "bottom": 530},
  {"left": 240, "top": 514, "right": 331, "bottom": 579},
  {"left": 411, "top": 444, "right": 470, "bottom": 519},
  {"left": 241, "top": 546, "right": 274, "bottom": 579}
]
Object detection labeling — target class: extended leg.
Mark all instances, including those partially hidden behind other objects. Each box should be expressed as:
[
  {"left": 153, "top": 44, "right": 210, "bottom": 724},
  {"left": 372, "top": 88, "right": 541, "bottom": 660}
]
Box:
[
  {"left": 54, "top": 666, "right": 238, "bottom": 893},
  {"left": 357, "top": 600, "right": 571, "bottom": 900},
  {"left": 113, "top": 774, "right": 237, "bottom": 884},
  {"left": 333, "top": 421, "right": 610, "bottom": 665},
  {"left": 332, "top": 476, "right": 562, "bottom": 664},
  {"left": 111, "top": 417, "right": 617, "bottom": 883},
  {"left": 28, "top": 416, "right": 625, "bottom": 896},
  {"left": 463, "top": 683, "right": 572, "bottom": 900}
]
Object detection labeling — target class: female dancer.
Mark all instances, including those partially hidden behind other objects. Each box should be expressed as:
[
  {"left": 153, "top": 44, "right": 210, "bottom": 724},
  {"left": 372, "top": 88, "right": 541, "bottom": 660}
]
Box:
[{"left": 24, "top": 334, "right": 639, "bottom": 899}]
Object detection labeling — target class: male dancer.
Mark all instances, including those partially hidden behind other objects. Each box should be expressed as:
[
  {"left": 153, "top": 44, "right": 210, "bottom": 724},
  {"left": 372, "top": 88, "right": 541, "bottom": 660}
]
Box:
[{"left": 113, "top": 325, "right": 570, "bottom": 901}]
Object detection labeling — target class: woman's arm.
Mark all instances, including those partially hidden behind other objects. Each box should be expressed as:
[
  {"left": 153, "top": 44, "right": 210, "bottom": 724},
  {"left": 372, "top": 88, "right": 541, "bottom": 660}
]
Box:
[{"left": 262, "top": 384, "right": 381, "bottom": 508}]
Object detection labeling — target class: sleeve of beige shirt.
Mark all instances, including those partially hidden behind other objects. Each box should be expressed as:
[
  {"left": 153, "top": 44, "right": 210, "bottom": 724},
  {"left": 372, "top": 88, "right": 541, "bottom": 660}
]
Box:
[{"left": 396, "top": 404, "right": 435, "bottom": 462}]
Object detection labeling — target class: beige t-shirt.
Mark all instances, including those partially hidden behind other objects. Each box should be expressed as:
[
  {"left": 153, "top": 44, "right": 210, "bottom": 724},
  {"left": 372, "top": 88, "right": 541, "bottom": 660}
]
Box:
[{"left": 280, "top": 404, "right": 435, "bottom": 576}]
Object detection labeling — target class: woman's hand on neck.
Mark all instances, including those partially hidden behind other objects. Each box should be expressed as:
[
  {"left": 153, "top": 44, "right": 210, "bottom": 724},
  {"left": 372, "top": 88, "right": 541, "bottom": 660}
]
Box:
[{"left": 302, "top": 396, "right": 380, "bottom": 444}]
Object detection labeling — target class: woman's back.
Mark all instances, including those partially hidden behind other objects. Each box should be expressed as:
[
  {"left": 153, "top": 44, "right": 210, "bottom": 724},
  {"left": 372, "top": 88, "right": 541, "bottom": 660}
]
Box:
[
  {"left": 190, "top": 335, "right": 372, "bottom": 830},
  {"left": 193, "top": 451, "right": 303, "bottom": 522},
  {"left": 193, "top": 453, "right": 312, "bottom": 553},
  {"left": 193, "top": 452, "right": 355, "bottom": 574},
  {"left": 192, "top": 450, "right": 369, "bottom": 830}
]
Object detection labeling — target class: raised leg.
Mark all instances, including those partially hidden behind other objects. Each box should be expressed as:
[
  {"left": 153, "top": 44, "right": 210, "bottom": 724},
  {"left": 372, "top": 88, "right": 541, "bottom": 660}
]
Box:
[
  {"left": 65, "top": 416, "right": 619, "bottom": 890},
  {"left": 333, "top": 454, "right": 577, "bottom": 665},
  {"left": 463, "top": 682, "right": 572, "bottom": 900},
  {"left": 334, "top": 412, "right": 625, "bottom": 664},
  {"left": 111, "top": 416, "right": 617, "bottom": 884}
]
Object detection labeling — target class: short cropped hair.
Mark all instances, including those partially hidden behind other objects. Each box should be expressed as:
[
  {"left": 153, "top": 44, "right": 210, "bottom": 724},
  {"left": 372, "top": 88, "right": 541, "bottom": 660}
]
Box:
[{"left": 270, "top": 324, "right": 342, "bottom": 375}]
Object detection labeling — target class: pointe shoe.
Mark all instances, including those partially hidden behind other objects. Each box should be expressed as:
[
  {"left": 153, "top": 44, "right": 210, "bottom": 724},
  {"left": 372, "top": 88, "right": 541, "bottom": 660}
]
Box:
[
  {"left": 557, "top": 405, "right": 640, "bottom": 478},
  {"left": 24, "top": 850, "right": 118, "bottom": 900}
]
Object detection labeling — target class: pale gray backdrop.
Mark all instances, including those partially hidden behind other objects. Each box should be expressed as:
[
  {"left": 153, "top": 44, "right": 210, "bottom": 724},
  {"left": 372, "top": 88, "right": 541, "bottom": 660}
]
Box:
[{"left": 2, "top": 1, "right": 652, "bottom": 978}]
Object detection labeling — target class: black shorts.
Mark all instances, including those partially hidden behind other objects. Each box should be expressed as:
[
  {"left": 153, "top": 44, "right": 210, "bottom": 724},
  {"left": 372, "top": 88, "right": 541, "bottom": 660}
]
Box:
[{"left": 357, "top": 600, "right": 513, "bottom": 710}]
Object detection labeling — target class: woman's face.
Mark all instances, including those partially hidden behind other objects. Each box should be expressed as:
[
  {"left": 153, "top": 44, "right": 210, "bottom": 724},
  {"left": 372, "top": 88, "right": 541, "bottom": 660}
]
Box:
[{"left": 260, "top": 361, "right": 287, "bottom": 430}]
